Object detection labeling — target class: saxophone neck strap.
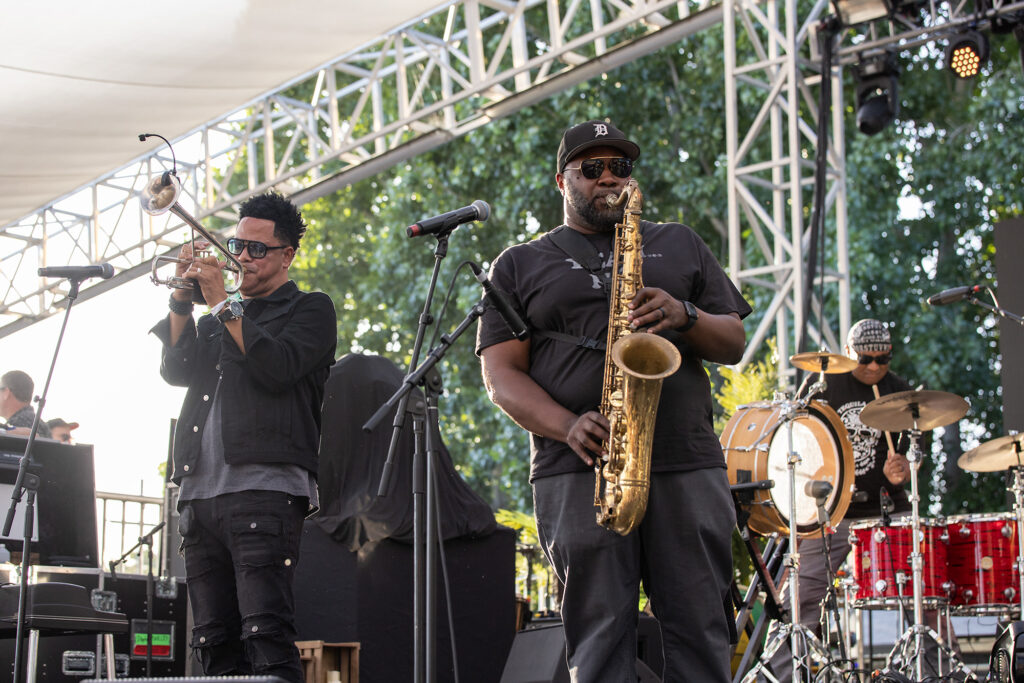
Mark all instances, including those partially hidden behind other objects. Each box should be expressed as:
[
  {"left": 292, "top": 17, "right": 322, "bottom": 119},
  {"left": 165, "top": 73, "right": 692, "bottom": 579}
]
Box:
[
  {"left": 531, "top": 329, "right": 606, "bottom": 351},
  {"left": 548, "top": 225, "right": 612, "bottom": 297}
]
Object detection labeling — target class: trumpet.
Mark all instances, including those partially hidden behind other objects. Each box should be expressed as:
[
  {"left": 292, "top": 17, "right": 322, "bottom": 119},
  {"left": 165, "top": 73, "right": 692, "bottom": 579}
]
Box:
[{"left": 142, "top": 171, "right": 244, "bottom": 303}]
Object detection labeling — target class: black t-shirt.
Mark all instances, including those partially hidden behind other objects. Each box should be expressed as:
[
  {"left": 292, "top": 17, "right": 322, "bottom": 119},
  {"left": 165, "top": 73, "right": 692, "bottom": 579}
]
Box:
[
  {"left": 820, "top": 370, "right": 913, "bottom": 518},
  {"left": 476, "top": 221, "right": 752, "bottom": 482}
]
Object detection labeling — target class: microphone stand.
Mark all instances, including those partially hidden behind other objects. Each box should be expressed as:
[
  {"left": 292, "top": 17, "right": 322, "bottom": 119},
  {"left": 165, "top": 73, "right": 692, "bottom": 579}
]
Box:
[
  {"left": 2, "top": 277, "right": 84, "bottom": 683},
  {"left": 362, "top": 226, "right": 460, "bottom": 683},
  {"left": 109, "top": 521, "right": 165, "bottom": 677}
]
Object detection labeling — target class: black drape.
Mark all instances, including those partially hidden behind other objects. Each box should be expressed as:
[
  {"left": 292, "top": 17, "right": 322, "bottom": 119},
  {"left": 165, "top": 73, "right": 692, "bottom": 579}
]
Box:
[{"left": 314, "top": 353, "right": 496, "bottom": 550}]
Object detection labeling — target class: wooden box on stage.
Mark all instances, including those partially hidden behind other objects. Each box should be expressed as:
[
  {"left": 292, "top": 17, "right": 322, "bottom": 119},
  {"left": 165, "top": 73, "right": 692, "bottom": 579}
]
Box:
[{"left": 297, "top": 640, "right": 360, "bottom": 683}]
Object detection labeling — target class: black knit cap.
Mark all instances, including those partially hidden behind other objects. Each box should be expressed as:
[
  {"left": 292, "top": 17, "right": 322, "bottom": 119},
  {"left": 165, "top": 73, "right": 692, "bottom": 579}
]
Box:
[{"left": 556, "top": 120, "right": 641, "bottom": 174}]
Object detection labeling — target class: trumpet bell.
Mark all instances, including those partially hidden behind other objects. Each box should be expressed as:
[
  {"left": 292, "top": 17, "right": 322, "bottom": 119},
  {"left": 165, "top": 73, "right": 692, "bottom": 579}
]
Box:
[{"left": 142, "top": 172, "right": 181, "bottom": 215}]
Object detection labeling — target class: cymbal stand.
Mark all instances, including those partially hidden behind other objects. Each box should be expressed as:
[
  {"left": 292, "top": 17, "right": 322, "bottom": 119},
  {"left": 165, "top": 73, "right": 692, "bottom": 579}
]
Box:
[
  {"left": 1009, "top": 459, "right": 1024, "bottom": 619},
  {"left": 742, "top": 397, "right": 834, "bottom": 683},
  {"left": 885, "top": 420, "right": 973, "bottom": 680}
]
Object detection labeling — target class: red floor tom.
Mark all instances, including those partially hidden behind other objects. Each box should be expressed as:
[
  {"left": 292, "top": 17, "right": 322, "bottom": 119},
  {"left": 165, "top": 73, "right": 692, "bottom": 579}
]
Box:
[
  {"left": 946, "top": 512, "right": 1020, "bottom": 615},
  {"left": 849, "top": 518, "right": 951, "bottom": 609}
]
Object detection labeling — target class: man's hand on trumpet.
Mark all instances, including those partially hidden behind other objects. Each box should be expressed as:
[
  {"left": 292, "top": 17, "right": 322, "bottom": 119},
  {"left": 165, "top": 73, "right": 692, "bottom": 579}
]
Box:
[{"left": 176, "top": 240, "right": 228, "bottom": 309}]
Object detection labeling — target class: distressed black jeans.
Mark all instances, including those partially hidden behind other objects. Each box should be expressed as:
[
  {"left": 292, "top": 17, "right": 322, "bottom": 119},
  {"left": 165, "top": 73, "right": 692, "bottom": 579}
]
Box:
[{"left": 179, "top": 490, "right": 306, "bottom": 683}]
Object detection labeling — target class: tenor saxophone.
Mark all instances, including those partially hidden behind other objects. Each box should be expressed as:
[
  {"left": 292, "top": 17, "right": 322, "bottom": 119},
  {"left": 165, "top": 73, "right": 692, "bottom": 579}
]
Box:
[{"left": 595, "top": 179, "right": 682, "bottom": 535}]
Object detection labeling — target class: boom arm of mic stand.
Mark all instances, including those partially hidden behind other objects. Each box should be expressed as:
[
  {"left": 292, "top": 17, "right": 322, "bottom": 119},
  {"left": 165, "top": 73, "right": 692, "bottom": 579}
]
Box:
[{"left": 965, "top": 295, "right": 1024, "bottom": 325}]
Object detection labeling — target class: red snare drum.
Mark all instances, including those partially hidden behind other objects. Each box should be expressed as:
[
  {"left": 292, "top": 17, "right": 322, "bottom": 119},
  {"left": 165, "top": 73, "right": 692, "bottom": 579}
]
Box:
[
  {"left": 849, "top": 518, "right": 950, "bottom": 609},
  {"left": 946, "top": 513, "right": 1020, "bottom": 615}
]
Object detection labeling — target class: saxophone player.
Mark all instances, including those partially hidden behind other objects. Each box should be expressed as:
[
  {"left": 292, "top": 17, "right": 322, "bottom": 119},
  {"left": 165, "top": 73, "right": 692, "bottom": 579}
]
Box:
[{"left": 477, "top": 119, "right": 751, "bottom": 682}]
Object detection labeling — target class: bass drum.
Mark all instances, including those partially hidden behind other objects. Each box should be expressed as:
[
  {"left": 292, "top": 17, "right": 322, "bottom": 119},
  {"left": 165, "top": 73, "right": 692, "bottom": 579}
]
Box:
[{"left": 722, "top": 400, "right": 854, "bottom": 537}]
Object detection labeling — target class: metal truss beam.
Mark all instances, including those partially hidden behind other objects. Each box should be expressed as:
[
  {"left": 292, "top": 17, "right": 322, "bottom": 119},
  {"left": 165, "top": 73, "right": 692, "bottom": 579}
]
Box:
[
  {"left": 0, "top": 0, "right": 720, "bottom": 339},
  {"left": 724, "top": 0, "right": 1023, "bottom": 382},
  {"left": 725, "top": 0, "right": 850, "bottom": 382}
]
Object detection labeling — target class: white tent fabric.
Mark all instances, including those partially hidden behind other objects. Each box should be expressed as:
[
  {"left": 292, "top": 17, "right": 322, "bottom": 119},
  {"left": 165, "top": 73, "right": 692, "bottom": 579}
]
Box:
[{"left": 0, "top": 0, "right": 445, "bottom": 227}]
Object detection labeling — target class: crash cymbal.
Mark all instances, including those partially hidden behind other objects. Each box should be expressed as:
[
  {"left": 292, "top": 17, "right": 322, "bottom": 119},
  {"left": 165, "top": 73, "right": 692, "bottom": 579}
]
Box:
[
  {"left": 859, "top": 390, "right": 969, "bottom": 432},
  {"left": 789, "top": 352, "right": 858, "bottom": 374},
  {"left": 958, "top": 433, "right": 1024, "bottom": 472}
]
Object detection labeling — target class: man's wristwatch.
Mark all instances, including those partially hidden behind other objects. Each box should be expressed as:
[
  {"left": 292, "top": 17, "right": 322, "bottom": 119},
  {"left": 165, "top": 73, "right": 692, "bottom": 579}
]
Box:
[
  {"left": 213, "top": 299, "right": 244, "bottom": 324},
  {"left": 679, "top": 301, "right": 698, "bottom": 332}
]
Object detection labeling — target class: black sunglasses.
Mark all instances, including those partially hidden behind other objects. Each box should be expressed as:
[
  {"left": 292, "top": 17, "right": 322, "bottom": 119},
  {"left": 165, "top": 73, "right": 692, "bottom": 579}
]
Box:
[
  {"left": 226, "top": 238, "right": 289, "bottom": 259},
  {"left": 562, "top": 157, "right": 634, "bottom": 180},
  {"left": 858, "top": 352, "right": 892, "bottom": 365}
]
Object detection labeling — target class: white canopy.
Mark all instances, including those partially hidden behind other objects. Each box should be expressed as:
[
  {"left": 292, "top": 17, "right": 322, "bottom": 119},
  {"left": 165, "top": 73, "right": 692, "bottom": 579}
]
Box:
[{"left": 0, "top": 0, "right": 445, "bottom": 227}]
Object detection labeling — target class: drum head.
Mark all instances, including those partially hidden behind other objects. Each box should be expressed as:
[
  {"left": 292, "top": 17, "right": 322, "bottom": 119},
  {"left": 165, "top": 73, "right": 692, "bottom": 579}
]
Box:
[{"left": 724, "top": 400, "right": 854, "bottom": 537}]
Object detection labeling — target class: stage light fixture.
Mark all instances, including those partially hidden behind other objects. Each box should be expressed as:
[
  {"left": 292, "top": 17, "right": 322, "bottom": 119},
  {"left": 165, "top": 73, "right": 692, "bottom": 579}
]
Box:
[
  {"left": 946, "top": 29, "right": 990, "bottom": 78},
  {"left": 831, "top": 0, "right": 890, "bottom": 26},
  {"left": 830, "top": 0, "right": 924, "bottom": 27},
  {"left": 854, "top": 54, "right": 900, "bottom": 135}
]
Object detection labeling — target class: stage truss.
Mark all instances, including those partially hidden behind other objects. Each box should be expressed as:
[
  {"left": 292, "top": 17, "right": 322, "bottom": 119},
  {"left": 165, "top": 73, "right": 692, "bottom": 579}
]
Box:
[{"left": 2, "top": 0, "right": 1022, "bottom": 386}]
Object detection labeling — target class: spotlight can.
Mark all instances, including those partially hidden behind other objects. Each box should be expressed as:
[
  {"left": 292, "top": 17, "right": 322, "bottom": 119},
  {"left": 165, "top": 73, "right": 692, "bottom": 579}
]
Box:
[{"left": 945, "top": 29, "right": 990, "bottom": 78}]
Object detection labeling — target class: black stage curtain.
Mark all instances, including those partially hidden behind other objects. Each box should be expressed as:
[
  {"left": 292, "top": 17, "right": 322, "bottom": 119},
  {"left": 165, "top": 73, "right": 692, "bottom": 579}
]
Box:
[{"left": 314, "top": 353, "right": 497, "bottom": 550}]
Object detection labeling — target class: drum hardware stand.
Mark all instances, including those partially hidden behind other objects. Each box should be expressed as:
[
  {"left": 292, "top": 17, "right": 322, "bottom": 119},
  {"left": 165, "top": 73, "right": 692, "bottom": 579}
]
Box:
[
  {"left": 742, "top": 397, "right": 836, "bottom": 683},
  {"left": 732, "top": 482, "right": 790, "bottom": 682},
  {"left": 1008, "top": 459, "right": 1024, "bottom": 620},
  {"left": 808, "top": 486, "right": 856, "bottom": 682},
  {"left": 884, "top": 424, "right": 974, "bottom": 681}
]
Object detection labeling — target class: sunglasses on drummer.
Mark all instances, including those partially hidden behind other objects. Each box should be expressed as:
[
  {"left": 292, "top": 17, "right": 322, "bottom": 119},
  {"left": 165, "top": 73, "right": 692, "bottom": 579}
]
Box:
[
  {"left": 858, "top": 353, "right": 891, "bottom": 365},
  {"left": 226, "top": 238, "right": 289, "bottom": 259},
  {"left": 562, "top": 157, "right": 634, "bottom": 179}
]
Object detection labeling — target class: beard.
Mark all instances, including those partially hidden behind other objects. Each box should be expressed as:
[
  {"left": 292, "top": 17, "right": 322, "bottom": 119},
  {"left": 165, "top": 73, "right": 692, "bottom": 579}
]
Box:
[{"left": 565, "top": 181, "right": 624, "bottom": 233}]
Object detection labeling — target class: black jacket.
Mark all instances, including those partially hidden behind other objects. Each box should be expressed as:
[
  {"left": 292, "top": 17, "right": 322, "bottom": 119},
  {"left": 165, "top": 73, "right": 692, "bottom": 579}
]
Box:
[{"left": 152, "top": 281, "right": 337, "bottom": 484}]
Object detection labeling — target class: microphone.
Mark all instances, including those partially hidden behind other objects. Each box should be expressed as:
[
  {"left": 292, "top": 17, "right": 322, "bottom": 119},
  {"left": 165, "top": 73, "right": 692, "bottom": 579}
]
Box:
[
  {"left": 470, "top": 262, "right": 529, "bottom": 340},
  {"left": 805, "top": 480, "right": 833, "bottom": 527},
  {"left": 108, "top": 560, "right": 118, "bottom": 581},
  {"left": 407, "top": 200, "right": 490, "bottom": 238},
  {"left": 926, "top": 285, "right": 983, "bottom": 306},
  {"left": 804, "top": 479, "right": 833, "bottom": 501},
  {"left": 38, "top": 263, "right": 115, "bottom": 280}
]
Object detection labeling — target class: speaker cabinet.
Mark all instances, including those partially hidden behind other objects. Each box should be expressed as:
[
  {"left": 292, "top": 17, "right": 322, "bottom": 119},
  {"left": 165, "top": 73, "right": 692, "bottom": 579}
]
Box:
[
  {"left": 499, "top": 617, "right": 663, "bottom": 682},
  {"left": 294, "top": 521, "right": 516, "bottom": 683},
  {"left": 499, "top": 624, "right": 570, "bottom": 683}
]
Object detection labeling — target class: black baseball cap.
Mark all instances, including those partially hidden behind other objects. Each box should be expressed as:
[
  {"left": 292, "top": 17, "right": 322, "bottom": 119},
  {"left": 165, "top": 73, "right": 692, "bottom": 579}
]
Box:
[{"left": 556, "top": 120, "right": 641, "bottom": 174}]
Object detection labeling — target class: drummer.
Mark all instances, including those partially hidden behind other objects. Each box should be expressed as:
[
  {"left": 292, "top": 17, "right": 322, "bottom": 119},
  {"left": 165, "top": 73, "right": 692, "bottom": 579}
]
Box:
[{"left": 769, "top": 318, "right": 940, "bottom": 677}]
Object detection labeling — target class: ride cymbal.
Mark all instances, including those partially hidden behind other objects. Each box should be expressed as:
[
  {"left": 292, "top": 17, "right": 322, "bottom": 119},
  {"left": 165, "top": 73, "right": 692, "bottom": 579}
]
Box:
[
  {"left": 789, "top": 352, "right": 858, "bottom": 374},
  {"left": 958, "top": 433, "right": 1024, "bottom": 472},
  {"left": 859, "top": 390, "right": 969, "bottom": 432}
]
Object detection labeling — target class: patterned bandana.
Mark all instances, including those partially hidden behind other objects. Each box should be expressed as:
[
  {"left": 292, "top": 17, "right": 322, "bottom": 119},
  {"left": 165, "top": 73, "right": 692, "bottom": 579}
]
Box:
[{"left": 847, "top": 318, "right": 891, "bottom": 352}]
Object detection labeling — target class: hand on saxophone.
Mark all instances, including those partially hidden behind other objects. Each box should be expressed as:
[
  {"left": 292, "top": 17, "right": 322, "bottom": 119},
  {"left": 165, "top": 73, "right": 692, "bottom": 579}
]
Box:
[
  {"left": 627, "top": 287, "right": 684, "bottom": 334},
  {"left": 566, "top": 410, "right": 609, "bottom": 467}
]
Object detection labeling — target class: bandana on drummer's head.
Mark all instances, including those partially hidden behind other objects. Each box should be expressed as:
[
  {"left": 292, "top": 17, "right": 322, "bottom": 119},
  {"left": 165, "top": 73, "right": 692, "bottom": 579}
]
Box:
[{"left": 847, "top": 318, "right": 891, "bottom": 353}]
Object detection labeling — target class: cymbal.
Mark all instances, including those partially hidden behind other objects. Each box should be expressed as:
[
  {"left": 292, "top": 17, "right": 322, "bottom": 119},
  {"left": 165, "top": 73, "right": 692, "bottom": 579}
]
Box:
[
  {"left": 789, "top": 352, "right": 858, "bottom": 374},
  {"left": 958, "top": 433, "right": 1024, "bottom": 472},
  {"left": 859, "top": 389, "right": 969, "bottom": 432}
]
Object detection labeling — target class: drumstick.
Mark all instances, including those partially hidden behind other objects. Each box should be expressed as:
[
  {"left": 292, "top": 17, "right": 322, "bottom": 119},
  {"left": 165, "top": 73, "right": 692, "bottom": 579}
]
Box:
[{"left": 872, "top": 384, "right": 896, "bottom": 454}]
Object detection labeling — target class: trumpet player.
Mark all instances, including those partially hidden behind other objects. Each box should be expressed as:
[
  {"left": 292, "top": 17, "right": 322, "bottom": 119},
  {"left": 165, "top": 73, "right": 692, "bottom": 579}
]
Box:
[
  {"left": 151, "top": 191, "right": 336, "bottom": 682},
  {"left": 477, "top": 119, "right": 751, "bottom": 682}
]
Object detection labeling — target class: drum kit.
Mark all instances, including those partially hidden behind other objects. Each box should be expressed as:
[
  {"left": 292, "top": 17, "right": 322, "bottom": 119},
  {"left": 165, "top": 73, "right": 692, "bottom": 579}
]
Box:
[{"left": 725, "top": 351, "right": 1024, "bottom": 682}]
